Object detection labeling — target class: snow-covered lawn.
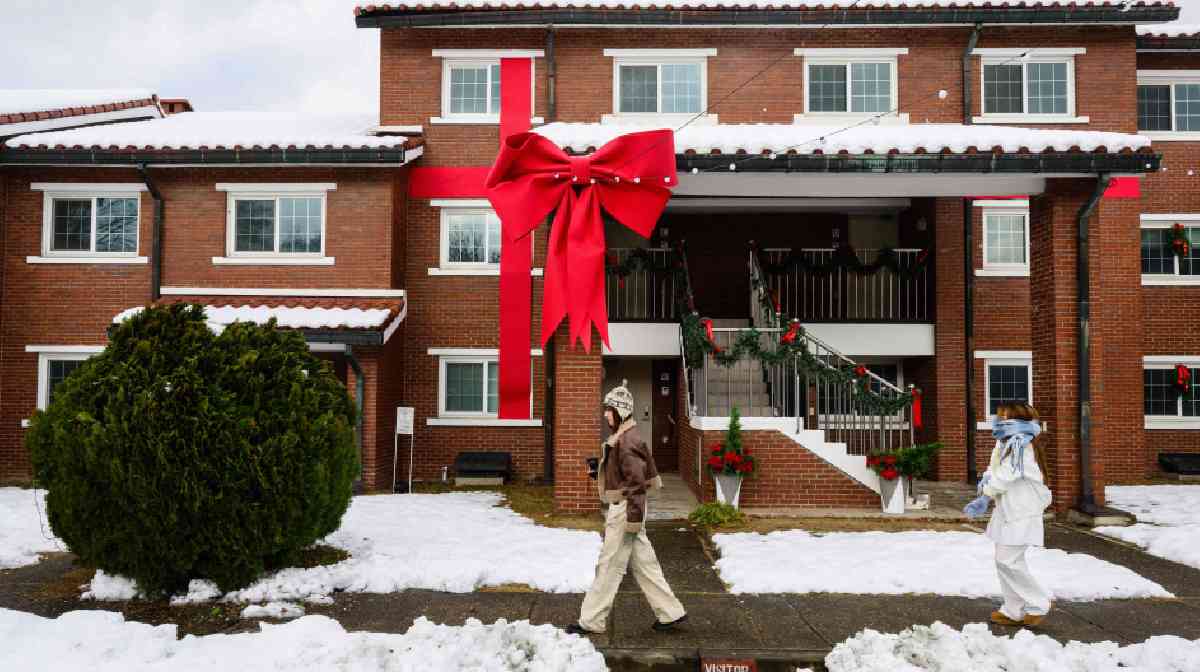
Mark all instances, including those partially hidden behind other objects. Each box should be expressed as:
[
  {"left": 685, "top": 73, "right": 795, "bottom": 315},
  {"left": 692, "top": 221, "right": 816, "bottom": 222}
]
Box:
[
  {"left": 79, "top": 492, "right": 600, "bottom": 604},
  {"left": 0, "top": 608, "right": 607, "bottom": 672},
  {"left": 0, "top": 488, "right": 63, "bottom": 569},
  {"left": 713, "top": 530, "right": 1172, "bottom": 599},
  {"left": 1096, "top": 485, "right": 1200, "bottom": 571},
  {"left": 816, "top": 621, "right": 1200, "bottom": 672}
]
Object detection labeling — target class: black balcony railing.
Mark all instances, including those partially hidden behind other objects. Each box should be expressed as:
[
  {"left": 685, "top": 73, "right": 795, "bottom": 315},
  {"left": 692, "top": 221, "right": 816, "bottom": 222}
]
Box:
[
  {"left": 762, "top": 247, "right": 931, "bottom": 323},
  {"left": 605, "top": 247, "right": 680, "bottom": 322}
]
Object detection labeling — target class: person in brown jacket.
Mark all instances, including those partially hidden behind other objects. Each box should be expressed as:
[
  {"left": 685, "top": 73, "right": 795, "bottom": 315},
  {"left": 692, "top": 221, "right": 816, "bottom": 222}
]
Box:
[{"left": 566, "top": 381, "right": 688, "bottom": 636}]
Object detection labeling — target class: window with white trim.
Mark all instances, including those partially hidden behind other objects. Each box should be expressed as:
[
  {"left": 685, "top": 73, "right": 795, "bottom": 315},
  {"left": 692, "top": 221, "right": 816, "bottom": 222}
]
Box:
[
  {"left": 434, "top": 50, "right": 540, "bottom": 123},
  {"left": 38, "top": 190, "right": 140, "bottom": 258},
  {"left": 441, "top": 208, "right": 501, "bottom": 268},
  {"left": 1144, "top": 359, "right": 1200, "bottom": 428},
  {"left": 982, "top": 208, "right": 1030, "bottom": 274},
  {"left": 980, "top": 354, "right": 1033, "bottom": 423},
  {"left": 218, "top": 185, "right": 332, "bottom": 262},
  {"left": 976, "top": 49, "right": 1083, "bottom": 122},
  {"left": 1141, "top": 219, "right": 1200, "bottom": 279},
  {"left": 439, "top": 356, "right": 500, "bottom": 416},
  {"left": 606, "top": 49, "right": 713, "bottom": 119},
  {"left": 36, "top": 352, "right": 92, "bottom": 409},
  {"left": 1137, "top": 72, "right": 1200, "bottom": 135},
  {"left": 806, "top": 60, "right": 896, "bottom": 115}
]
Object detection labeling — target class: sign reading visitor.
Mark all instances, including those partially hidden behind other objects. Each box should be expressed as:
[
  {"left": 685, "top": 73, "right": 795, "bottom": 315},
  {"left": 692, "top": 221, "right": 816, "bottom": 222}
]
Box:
[
  {"left": 395, "top": 406, "right": 414, "bottom": 435},
  {"left": 700, "top": 658, "right": 756, "bottom": 672}
]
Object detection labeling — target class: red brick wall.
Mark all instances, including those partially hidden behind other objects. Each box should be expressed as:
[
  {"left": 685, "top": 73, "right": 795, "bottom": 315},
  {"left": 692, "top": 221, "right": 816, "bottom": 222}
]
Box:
[
  {"left": 931, "top": 198, "right": 968, "bottom": 481},
  {"left": 552, "top": 328, "right": 603, "bottom": 514}
]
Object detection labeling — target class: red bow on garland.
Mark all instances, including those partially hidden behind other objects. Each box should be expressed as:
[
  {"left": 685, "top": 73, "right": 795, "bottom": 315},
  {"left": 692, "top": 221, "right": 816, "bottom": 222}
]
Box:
[
  {"left": 486, "top": 129, "right": 677, "bottom": 418},
  {"left": 1176, "top": 364, "right": 1193, "bottom": 395},
  {"left": 702, "top": 318, "right": 723, "bottom": 353},
  {"left": 780, "top": 320, "right": 801, "bottom": 345}
]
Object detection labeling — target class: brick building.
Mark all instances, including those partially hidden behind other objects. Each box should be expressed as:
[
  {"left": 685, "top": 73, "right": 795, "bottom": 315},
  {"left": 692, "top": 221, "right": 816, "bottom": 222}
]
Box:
[{"left": 0, "top": 2, "right": 1196, "bottom": 518}]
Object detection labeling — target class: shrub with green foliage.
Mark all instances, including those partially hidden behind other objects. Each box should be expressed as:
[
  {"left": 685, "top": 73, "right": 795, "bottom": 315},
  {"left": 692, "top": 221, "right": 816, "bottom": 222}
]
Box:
[
  {"left": 688, "top": 501, "right": 746, "bottom": 528},
  {"left": 26, "top": 304, "right": 359, "bottom": 596}
]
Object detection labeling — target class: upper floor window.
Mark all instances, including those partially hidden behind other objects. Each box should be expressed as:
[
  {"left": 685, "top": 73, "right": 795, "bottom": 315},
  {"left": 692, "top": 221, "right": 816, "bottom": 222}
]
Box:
[
  {"left": 31, "top": 184, "right": 146, "bottom": 263},
  {"left": 432, "top": 49, "right": 542, "bottom": 124},
  {"left": 794, "top": 49, "right": 907, "bottom": 123},
  {"left": 976, "top": 200, "right": 1030, "bottom": 277},
  {"left": 604, "top": 49, "right": 715, "bottom": 122},
  {"left": 1137, "top": 72, "right": 1200, "bottom": 137},
  {"left": 443, "top": 207, "right": 501, "bottom": 268},
  {"left": 215, "top": 184, "right": 335, "bottom": 266},
  {"left": 973, "top": 48, "right": 1086, "bottom": 123},
  {"left": 1141, "top": 216, "right": 1200, "bottom": 285},
  {"left": 1144, "top": 357, "right": 1200, "bottom": 429}
]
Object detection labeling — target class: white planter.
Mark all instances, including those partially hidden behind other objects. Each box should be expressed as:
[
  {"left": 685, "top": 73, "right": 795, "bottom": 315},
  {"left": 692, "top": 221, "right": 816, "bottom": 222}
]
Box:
[
  {"left": 879, "top": 477, "right": 906, "bottom": 515},
  {"left": 713, "top": 473, "right": 743, "bottom": 508}
]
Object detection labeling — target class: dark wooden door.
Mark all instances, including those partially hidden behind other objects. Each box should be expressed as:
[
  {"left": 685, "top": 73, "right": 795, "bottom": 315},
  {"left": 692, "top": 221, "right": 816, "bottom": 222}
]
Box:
[{"left": 651, "top": 359, "right": 679, "bottom": 473}]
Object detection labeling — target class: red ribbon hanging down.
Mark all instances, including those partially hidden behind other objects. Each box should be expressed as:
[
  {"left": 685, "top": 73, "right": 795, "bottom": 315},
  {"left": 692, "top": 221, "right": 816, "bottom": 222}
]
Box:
[
  {"left": 911, "top": 388, "right": 923, "bottom": 430},
  {"left": 487, "top": 125, "right": 676, "bottom": 418}
]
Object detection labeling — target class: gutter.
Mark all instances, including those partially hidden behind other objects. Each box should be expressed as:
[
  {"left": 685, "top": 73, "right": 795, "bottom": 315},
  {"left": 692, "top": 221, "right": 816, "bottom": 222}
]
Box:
[
  {"left": 0, "top": 146, "right": 411, "bottom": 167},
  {"left": 1075, "top": 173, "right": 1111, "bottom": 515},
  {"left": 137, "top": 164, "right": 164, "bottom": 301},
  {"left": 962, "top": 23, "right": 980, "bottom": 484},
  {"left": 676, "top": 152, "right": 1160, "bottom": 174},
  {"left": 545, "top": 27, "right": 557, "bottom": 122}
]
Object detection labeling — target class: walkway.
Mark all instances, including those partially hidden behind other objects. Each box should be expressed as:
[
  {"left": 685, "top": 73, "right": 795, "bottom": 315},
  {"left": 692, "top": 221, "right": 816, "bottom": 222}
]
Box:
[{"left": 646, "top": 473, "right": 698, "bottom": 521}]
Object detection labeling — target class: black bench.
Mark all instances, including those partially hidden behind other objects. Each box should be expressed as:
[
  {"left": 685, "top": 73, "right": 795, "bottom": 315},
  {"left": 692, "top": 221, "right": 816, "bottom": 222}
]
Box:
[
  {"left": 1159, "top": 453, "right": 1200, "bottom": 476},
  {"left": 455, "top": 452, "right": 513, "bottom": 482}
]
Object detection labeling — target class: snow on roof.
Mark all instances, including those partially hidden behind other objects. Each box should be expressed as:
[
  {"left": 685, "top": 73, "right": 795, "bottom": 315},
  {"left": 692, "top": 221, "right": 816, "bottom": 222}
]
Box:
[
  {"left": 533, "top": 122, "right": 1151, "bottom": 155},
  {"left": 0, "top": 89, "right": 156, "bottom": 117},
  {"left": 114, "top": 305, "right": 396, "bottom": 331},
  {"left": 8, "top": 112, "right": 405, "bottom": 150},
  {"left": 1138, "top": 22, "right": 1200, "bottom": 37},
  {"left": 356, "top": 0, "right": 1171, "bottom": 12}
]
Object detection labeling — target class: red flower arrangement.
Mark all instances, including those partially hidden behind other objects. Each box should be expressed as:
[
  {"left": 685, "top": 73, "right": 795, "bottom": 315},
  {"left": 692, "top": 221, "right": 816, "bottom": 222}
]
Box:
[
  {"left": 707, "top": 408, "right": 757, "bottom": 477},
  {"left": 867, "top": 452, "right": 901, "bottom": 481}
]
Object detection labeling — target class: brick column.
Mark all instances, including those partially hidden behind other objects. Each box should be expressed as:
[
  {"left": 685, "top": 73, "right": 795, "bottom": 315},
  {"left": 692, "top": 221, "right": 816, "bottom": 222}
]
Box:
[
  {"left": 1030, "top": 179, "right": 1141, "bottom": 510},
  {"left": 932, "top": 197, "right": 968, "bottom": 481},
  {"left": 552, "top": 326, "right": 604, "bottom": 514}
]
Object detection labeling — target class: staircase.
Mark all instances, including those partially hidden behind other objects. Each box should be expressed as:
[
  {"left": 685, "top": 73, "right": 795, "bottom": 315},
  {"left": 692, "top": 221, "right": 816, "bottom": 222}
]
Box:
[{"left": 697, "top": 319, "right": 777, "bottom": 417}]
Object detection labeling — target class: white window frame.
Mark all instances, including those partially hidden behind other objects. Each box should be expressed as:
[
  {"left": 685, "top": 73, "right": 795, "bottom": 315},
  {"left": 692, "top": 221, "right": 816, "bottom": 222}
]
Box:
[
  {"left": 428, "top": 348, "right": 542, "bottom": 426},
  {"left": 604, "top": 49, "right": 717, "bottom": 124},
  {"left": 428, "top": 200, "right": 541, "bottom": 276},
  {"left": 1140, "top": 214, "right": 1200, "bottom": 286},
  {"left": 32, "top": 183, "right": 146, "bottom": 262},
  {"left": 976, "top": 351, "right": 1033, "bottom": 429},
  {"left": 1136, "top": 71, "right": 1200, "bottom": 140},
  {"left": 979, "top": 202, "right": 1031, "bottom": 277},
  {"left": 215, "top": 183, "right": 335, "bottom": 265},
  {"left": 1144, "top": 355, "right": 1200, "bottom": 429},
  {"left": 795, "top": 49, "right": 908, "bottom": 124},
  {"left": 974, "top": 48, "right": 1087, "bottom": 124},
  {"left": 432, "top": 50, "right": 542, "bottom": 125},
  {"left": 29, "top": 346, "right": 103, "bottom": 411}
]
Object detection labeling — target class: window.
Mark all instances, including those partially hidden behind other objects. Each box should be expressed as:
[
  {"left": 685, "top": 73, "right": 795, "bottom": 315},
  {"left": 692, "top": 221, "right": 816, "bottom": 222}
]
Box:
[
  {"left": 433, "top": 50, "right": 541, "bottom": 123},
  {"left": 606, "top": 49, "right": 714, "bottom": 120},
  {"left": 975, "top": 49, "right": 1084, "bottom": 122},
  {"left": 980, "top": 206, "right": 1030, "bottom": 276},
  {"left": 34, "top": 186, "right": 143, "bottom": 259},
  {"left": 216, "top": 184, "right": 334, "bottom": 264},
  {"left": 976, "top": 352, "right": 1033, "bottom": 427},
  {"left": 439, "top": 206, "right": 502, "bottom": 270},
  {"left": 1144, "top": 358, "right": 1200, "bottom": 429},
  {"left": 1141, "top": 218, "right": 1200, "bottom": 283},
  {"left": 1136, "top": 73, "right": 1200, "bottom": 135},
  {"left": 428, "top": 349, "right": 541, "bottom": 426},
  {"left": 798, "top": 51, "right": 902, "bottom": 117},
  {"left": 32, "top": 348, "right": 101, "bottom": 411}
]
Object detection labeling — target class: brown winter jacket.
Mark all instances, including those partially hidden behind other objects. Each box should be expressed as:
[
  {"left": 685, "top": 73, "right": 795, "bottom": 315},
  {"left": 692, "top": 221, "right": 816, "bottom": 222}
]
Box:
[{"left": 598, "top": 419, "right": 663, "bottom": 533}]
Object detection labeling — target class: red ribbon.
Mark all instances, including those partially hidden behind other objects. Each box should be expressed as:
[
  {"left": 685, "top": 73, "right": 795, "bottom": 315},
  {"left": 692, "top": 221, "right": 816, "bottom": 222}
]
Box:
[
  {"left": 1176, "top": 364, "right": 1192, "bottom": 394},
  {"left": 912, "top": 388, "right": 923, "bottom": 430},
  {"left": 702, "top": 317, "right": 722, "bottom": 353},
  {"left": 486, "top": 127, "right": 676, "bottom": 418},
  {"left": 780, "top": 320, "right": 801, "bottom": 345}
]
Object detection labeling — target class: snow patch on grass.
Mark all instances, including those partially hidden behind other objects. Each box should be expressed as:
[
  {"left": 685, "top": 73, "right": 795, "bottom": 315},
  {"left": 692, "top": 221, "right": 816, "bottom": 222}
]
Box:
[
  {"left": 0, "top": 608, "right": 608, "bottom": 672},
  {"left": 713, "top": 529, "right": 1172, "bottom": 599},
  {"left": 1097, "top": 485, "right": 1200, "bottom": 571},
  {"left": 241, "top": 602, "right": 305, "bottom": 620},
  {"left": 0, "top": 488, "right": 64, "bottom": 569},
  {"left": 823, "top": 621, "right": 1200, "bottom": 672}
]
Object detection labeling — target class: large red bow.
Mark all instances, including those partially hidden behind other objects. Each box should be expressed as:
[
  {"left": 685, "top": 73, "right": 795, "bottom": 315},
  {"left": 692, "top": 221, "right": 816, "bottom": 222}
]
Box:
[{"left": 486, "top": 129, "right": 676, "bottom": 418}]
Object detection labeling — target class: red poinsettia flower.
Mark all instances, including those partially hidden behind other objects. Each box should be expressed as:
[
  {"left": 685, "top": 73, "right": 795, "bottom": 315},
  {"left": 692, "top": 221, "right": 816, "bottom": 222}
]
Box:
[
  {"left": 883, "top": 455, "right": 897, "bottom": 466},
  {"left": 707, "top": 455, "right": 724, "bottom": 470},
  {"left": 866, "top": 455, "right": 880, "bottom": 467},
  {"left": 725, "top": 452, "right": 742, "bottom": 464},
  {"left": 880, "top": 467, "right": 899, "bottom": 481},
  {"left": 737, "top": 461, "right": 754, "bottom": 474},
  {"left": 710, "top": 443, "right": 724, "bottom": 455},
  {"left": 854, "top": 365, "right": 868, "bottom": 378}
]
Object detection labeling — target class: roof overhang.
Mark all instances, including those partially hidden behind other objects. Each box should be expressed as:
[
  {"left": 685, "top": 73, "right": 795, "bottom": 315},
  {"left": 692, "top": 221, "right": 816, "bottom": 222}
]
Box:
[
  {"left": 0, "top": 145, "right": 422, "bottom": 167},
  {"left": 676, "top": 151, "right": 1159, "bottom": 174},
  {"left": 1137, "top": 35, "right": 1200, "bottom": 52},
  {"left": 356, "top": 6, "right": 1178, "bottom": 29}
]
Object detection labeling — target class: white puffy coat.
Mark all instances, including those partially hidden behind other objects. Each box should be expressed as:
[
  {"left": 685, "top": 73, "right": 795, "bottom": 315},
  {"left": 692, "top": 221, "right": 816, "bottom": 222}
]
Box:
[{"left": 981, "top": 438, "right": 1053, "bottom": 547}]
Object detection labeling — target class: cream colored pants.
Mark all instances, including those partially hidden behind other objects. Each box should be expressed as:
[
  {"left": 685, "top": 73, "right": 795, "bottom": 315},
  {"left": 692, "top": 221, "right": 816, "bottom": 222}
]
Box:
[
  {"left": 996, "top": 544, "right": 1052, "bottom": 620},
  {"left": 578, "top": 500, "right": 686, "bottom": 632}
]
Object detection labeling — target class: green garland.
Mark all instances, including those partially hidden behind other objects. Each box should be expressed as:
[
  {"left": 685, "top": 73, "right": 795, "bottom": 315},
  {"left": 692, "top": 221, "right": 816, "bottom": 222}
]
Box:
[{"left": 760, "top": 246, "right": 930, "bottom": 279}]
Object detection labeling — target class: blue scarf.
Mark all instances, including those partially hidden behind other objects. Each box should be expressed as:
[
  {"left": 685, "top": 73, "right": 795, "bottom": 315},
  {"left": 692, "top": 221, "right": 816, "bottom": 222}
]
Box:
[{"left": 992, "top": 419, "right": 1041, "bottom": 476}]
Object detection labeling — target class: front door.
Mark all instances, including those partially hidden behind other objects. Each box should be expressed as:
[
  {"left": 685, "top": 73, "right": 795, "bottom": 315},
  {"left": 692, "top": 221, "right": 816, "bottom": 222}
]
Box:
[{"left": 651, "top": 359, "right": 679, "bottom": 472}]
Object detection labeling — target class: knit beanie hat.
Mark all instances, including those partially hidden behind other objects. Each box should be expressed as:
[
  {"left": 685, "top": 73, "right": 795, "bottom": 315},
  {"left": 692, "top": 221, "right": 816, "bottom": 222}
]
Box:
[{"left": 603, "top": 380, "right": 635, "bottom": 420}]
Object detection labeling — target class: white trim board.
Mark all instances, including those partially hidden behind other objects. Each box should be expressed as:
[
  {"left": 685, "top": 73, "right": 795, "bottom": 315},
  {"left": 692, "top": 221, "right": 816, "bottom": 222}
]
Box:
[
  {"left": 427, "top": 418, "right": 543, "bottom": 427},
  {"left": 25, "top": 345, "right": 104, "bottom": 354},
  {"left": 604, "top": 48, "right": 717, "bottom": 57},
  {"left": 794, "top": 47, "right": 908, "bottom": 57},
  {"left": 432, "top": 49, "right": 543, "bottom": 58},
  {"left": 30, "top": 182, "right": 146, "bottom": 193},
  {"left": 972, "top": 47, "right": 1086, "bottom": 57},
  {"left": 973, "top": 199, "right": 1029, "bottom": 208},
  {"left": 1144, "top": 355, "right": 1200, "bottom": 365},
  {"left": 215, "top": 183, "right": 336, "bottom": 193},
  {"left": 213, "top": 256, "right": 335, "bottom": 266},
  {"left": 1141, "top": 213, "right": 1200, "bottom": 222},
  {"left": 161, "top": 287, "right": 406, "bottom": 298},
  {"left": 27, "top": 256, "right": 148, "bottom": 265},
  {"left": 427, "top": 348, "right": 544, "bottom": 357},
  {"left": 975, "top": 350, "right": 1033, "bottom": 359}
]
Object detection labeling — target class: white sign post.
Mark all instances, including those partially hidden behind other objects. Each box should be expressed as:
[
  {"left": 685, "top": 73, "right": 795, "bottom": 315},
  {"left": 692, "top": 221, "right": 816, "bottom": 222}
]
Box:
[{"left": 392, "top": 407, "right": 415, "bottom": 493}]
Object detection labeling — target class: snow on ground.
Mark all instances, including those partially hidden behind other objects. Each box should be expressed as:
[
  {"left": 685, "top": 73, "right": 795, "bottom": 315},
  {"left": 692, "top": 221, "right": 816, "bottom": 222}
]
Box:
[
  {"left": 0, "top": 608, "right": 607, "bottom": 672},
  {"left": 713, "top": 530, "right": 1172, "bottom": 600},
  {"left": 1096, "top": 485, "right": 1200, "bottom": 571},
  {"left": 241, "top": 602, "right": 305, "bottom": 620},
  {"left": 81, "top": 492, "right": 600, "bottom": 603},
  {"left": 0, "top": 488, "right": 64, "bottom": 569},
  {"left": 819, "top": 621, "right": 1200, "bottom": 672}
]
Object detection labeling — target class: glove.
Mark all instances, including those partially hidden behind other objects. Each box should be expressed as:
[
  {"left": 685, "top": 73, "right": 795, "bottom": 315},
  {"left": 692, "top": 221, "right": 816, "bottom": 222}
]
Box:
[
  {"left": 976, "top": 474, "right": 991, "bottom": 495},
  {"left": 963, "top": 495, "right": 991, "bottom": 519}
]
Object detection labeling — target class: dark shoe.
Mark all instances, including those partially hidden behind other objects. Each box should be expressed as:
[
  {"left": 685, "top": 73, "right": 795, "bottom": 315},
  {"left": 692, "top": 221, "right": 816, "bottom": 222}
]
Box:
[
  {"left": 651, "top": 613, "right": 689, "bottom": 632},
  {"left": 565, "top": 623, "right": 602, "bottom": 636}
]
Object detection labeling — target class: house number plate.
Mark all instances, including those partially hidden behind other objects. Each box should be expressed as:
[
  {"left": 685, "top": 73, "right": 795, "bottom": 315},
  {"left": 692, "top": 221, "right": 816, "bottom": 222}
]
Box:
[{"left": 700, "top": 658, "right": 756, "bottom": 672}]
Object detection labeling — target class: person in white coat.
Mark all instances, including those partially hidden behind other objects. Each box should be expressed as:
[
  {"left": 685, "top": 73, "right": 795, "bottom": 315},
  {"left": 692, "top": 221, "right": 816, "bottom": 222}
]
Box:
[{"left": 964, "top": 402, "right": 1054, "bottom": 627}]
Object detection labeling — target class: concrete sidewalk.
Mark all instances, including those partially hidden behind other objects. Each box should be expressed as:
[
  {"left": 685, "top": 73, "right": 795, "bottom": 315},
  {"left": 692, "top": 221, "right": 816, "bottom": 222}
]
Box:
[{"left": 3, "top": 523, "right": 1200, "bottom": 671}]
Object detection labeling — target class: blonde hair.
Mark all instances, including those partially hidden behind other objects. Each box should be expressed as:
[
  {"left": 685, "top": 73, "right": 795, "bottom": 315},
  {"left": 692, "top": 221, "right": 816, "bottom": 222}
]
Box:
[{"left": 997, "top": 402, "right": 1050, "bottom": 482}]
